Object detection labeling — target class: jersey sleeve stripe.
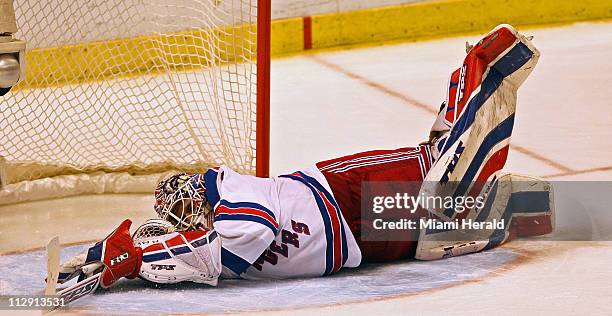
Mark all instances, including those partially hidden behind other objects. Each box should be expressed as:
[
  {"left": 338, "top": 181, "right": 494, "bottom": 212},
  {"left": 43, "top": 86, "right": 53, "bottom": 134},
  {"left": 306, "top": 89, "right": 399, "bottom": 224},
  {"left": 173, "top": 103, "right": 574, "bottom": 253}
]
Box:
[
  {"left": 221, "top": 247, "right": 251, "bottom": 275},
  {"left": 214, "top": 200, "right": 279, "bottom": 235},
  {"left": 204, "top": 168, "right": 221, "bottom": 207},
  {"left": 218, "top": 200, "right": 277, "bottom": 220},
  {"left": 214, "top": 213, "right": 279, "bottom": 236},
  {"left": 216, "top": 203, "right": 277, "bottom": 227}
]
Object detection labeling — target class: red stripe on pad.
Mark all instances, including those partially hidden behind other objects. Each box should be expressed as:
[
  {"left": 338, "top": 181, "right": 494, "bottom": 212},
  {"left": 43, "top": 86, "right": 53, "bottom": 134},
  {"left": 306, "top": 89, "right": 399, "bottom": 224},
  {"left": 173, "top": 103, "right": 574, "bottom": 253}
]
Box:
[
  {"left": 511, "top": 214, "right": 553, "bottom": 237},
  {"left": 456, "top": 27, "right": 517, "bottom": 121},
  {"left": 456, "top": 145, "right": 510, "bottom": 221},
  {"left": 143, "top": 243, "right": 164, "bottom": 253},
  {"left": 180, "top": 231, "right": 208, "bottom": 242},
  {"left": 165, "top": 235, "right": 186, "bottom": 247}
]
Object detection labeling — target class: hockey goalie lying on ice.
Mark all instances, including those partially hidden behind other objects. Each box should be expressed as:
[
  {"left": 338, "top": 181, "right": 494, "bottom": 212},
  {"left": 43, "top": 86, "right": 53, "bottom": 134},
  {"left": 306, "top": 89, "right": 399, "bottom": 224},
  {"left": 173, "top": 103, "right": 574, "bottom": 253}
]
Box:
[{"left": 52, "top": 24, "right": 554, "bottom": 291}]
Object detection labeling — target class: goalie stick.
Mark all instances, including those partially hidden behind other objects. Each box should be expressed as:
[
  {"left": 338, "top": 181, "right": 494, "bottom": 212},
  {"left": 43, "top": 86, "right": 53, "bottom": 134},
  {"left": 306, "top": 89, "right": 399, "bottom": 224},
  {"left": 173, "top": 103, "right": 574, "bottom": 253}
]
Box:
[
  {"left": 44, "top": 237, "right": 102, "bottom": 312},
  {"left": 54, "top": 273, "right": 102, "bottom": 307},
  {"left": 45, "top": 237, "right": 60, "bottom": 296}
]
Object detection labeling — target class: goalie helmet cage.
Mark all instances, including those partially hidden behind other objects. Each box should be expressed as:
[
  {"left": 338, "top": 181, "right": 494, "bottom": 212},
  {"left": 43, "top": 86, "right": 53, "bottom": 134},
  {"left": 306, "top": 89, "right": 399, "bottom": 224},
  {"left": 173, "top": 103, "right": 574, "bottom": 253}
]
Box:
[{"left": 0, "top": 0, "right": 270, "bottom": 204}]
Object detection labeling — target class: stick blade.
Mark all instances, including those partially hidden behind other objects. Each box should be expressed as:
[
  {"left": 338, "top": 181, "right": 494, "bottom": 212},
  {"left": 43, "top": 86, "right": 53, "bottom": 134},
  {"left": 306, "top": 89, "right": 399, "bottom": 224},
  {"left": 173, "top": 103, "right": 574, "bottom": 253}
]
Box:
[{"left": 45, "top": 236, "right": 60, "bottom": 296}]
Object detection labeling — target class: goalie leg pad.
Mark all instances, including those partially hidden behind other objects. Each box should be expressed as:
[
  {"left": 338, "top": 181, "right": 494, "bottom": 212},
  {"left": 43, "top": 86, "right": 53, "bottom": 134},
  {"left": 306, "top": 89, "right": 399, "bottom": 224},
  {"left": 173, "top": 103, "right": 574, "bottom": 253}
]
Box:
[
  {"left": 415, "top": 173, "right": 554, "bottom": 260},
  {"left": 420, "top": 24, "right": 540, "bottom": 219}
]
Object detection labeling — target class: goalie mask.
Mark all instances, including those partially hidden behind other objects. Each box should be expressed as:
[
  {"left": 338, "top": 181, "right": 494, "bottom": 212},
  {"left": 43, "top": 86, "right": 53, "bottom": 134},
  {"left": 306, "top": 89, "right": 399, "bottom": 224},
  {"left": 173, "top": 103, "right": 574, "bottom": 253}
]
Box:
[{"left": 154, "top": 173, "right": 212, "bottom": 231}]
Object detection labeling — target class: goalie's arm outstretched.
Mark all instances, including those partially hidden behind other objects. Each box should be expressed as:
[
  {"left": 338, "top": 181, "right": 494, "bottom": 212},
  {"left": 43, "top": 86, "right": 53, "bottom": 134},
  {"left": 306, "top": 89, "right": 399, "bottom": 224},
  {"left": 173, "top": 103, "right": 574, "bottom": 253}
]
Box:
[
  {"left": 54, "top": 168, "right": 279, "bottom": 288},
  {"left": 55, "top": 219, "right": 222, "bottom": 289}
]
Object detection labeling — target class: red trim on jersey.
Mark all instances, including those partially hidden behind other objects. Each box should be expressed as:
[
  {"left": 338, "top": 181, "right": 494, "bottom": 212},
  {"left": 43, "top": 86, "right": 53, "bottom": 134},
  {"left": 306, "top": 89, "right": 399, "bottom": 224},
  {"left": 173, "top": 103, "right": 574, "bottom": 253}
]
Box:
[
  {"left": 318, "top": 147, "right": 423, "bottom": 173},
  {"left": 215, "top": 204, "right": 279, "bottom": 230},
  {"left": 316, "top": 189, "right": 342, "bottom": 272}
]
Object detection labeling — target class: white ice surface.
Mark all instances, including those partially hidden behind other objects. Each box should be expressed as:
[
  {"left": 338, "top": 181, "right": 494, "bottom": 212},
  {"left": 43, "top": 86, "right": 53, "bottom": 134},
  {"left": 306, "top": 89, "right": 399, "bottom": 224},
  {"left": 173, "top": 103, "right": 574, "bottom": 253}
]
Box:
[{"left": 0, "top": 244, "right": 519, "bottom": 314}]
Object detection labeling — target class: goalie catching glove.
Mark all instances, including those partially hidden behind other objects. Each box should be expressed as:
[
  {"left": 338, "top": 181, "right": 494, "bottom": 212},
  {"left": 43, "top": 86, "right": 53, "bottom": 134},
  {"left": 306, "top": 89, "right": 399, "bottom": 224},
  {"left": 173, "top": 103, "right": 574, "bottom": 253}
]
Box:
[{"left": 55, "top": 219, "right": 221, "bottom": 288}]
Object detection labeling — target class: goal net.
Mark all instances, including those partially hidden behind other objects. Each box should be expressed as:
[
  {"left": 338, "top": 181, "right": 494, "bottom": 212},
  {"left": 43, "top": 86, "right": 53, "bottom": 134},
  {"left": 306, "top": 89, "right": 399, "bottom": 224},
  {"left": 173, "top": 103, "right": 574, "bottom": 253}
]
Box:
[{"left": 0, "top": 0, "right": 270, "bottom": 204}]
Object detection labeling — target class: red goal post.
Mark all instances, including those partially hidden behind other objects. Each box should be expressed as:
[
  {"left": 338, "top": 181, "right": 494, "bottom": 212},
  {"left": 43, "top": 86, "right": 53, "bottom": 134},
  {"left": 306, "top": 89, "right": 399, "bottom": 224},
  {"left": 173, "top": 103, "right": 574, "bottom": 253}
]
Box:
[{"left": 256, "top": 0, "right": 271, "bottom": 178}]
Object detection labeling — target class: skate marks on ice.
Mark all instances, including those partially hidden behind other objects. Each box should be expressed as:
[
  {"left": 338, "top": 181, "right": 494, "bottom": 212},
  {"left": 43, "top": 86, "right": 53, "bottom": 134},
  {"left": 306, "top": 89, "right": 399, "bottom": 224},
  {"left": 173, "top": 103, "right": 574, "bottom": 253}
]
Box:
[{"left": 0, "top": 244, "right": 526, "bottom": 314}]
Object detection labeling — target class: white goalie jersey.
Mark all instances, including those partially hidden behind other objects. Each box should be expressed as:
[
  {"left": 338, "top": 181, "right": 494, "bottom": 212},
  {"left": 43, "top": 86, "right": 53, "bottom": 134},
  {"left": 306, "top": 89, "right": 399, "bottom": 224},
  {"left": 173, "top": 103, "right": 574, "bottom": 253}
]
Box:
[{"left": 203, "top": 166, "right": 362, "bottom": 279}]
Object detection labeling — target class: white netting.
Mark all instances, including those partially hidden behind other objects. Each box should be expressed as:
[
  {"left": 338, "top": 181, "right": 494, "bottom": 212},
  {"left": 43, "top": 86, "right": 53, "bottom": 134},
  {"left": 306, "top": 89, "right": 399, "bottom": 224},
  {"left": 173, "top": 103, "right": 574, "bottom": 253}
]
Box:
[{"left": 0, "top": 0, "right": 265, "bottom": 200}]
